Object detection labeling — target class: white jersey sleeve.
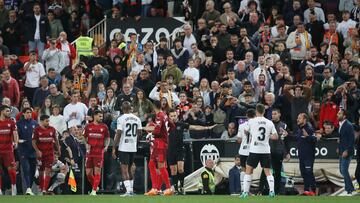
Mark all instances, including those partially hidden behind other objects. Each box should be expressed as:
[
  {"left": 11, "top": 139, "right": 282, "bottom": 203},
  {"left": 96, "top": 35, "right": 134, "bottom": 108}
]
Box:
[
  {"left": 238, "top": 121, "right": 250, "bottom": 156},
  {"left": 248, "top": 117, "right": 278, "bottom": 154},
  {"left": 117, "top": 114, "right": 142, "bottom": 152}
]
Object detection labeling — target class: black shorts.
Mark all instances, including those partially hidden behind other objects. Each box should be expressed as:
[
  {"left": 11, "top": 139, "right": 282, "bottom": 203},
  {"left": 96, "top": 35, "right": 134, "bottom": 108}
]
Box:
[
  {"left": 246, "top": 153, "right": 271, "bottom": 169},
  {"left": 118, "top": 151, "right": 135, "bottom": 166},
  {"left": 167, "top": 147, "right": 185, "bottom": 165},
  {"left": 239, "top": 155, "right": 248, "bottom": 168}
]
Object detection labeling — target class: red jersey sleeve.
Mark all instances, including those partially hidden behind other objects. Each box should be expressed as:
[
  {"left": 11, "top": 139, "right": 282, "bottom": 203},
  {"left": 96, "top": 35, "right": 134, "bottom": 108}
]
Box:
[{"left": 153, "top": 113, "right": 164, "bottom": 137}]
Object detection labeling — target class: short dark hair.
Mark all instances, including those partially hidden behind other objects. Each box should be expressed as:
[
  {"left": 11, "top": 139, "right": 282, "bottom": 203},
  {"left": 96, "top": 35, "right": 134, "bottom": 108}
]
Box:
[
  {"left": 168, "top": 108, "right": 177, "bottom": 114},
  {"left": 22, "top": 107, "right": 32, "bottom": 113},
  {"left": 246, "top": 109, "right": 256, "bottom": 118},
  {"left": 0, "top": 105, "right": 10, "bottom": 112},
  {"left": 153, "top": 100, "right": 162, "bottom": 110},
  {"left": 93, "top": 109, "right": 103, "bottom": 116},
  {"left": 235, "top": 154, "right": 241, "bottom": 160},
  {"left": 272, "top": 108, "right": 281, "bottom": 114},
  {"left": 121, "top": 101, "right": 132, "bottom": 113},
  {"left": 256, "top": 103, "right": 265, "bottom": 114},
  {"left": 40, "top": 114, "right": 50, "bottom": 121}
]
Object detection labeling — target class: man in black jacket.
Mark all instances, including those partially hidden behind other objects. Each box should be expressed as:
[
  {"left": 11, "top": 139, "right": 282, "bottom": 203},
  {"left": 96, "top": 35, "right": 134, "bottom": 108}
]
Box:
[
  {"left": 25, "top": 3, "right": 50, "bottom": 62},
  {"left": 135, "top": 69, "right": 154, "bottom": 97}
]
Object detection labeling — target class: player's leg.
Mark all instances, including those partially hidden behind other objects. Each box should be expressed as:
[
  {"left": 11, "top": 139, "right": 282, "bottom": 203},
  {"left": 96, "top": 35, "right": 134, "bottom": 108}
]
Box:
[
  {"left": 42, "top": 167, "right": 52, "bottom": 193},
  {"left": 85, "top": 157, "right": 94, "bottom": 187},
  {"left": 158, "top": 161, "right": 172, "bottom": 195},
  {"left": 169, "top": 164, "right": 178, "bottom": 192},
  {"left": 5, "top": 152, "right": 17, "bottom": 195},
  {"left": 240, "top": 155, "right": 248, "bottom": 192},
  {"left": 177, "top": 160, "right": 185, "bottom": 193},
  {"left": 241, "top": 153, "right": 257, "bottom": 197},
  {"left": 92, "top": 166, "right": 101, "bottom": 193},
  {"left": 262, "top": 154, "right": 275, "bottom": 197},
  {"left": 119, "top": 152, "right": 131, "bottom": 195},
  {"left": 0, "top": 165, "right": 3, "bottom": 195},
  {"left": 128, "top": 155, "right": 136, "bottom": 194}
]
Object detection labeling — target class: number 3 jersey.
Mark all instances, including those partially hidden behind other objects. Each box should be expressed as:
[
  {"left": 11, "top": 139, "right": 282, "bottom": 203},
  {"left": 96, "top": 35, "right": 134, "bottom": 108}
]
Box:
[
  {"left": 237, "top": 121, "right": 250, "bottom": 156},
  {"left": 117, "top": 113, "right": 142, "bottom": 152},
  {"left": 247, "top": 117, "right": 277, "bottom": 154}
]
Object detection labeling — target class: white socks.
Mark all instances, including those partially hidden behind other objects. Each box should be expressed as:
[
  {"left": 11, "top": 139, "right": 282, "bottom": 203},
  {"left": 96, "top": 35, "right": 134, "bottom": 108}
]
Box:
[
  {"left": 243, "top": 174, "right": 252, "bottom": 193},
  {"left": 124, "top": 180, "right": 131, "bottom": 193},
  {"left": 130, "top": 180, "right": 134, "bottom": 193},
  {"left": 240, "top": 172, "right": 245, "bottom": 192},
  {"left": 267, "top": 175, "right": 275, "bottom": 193}
]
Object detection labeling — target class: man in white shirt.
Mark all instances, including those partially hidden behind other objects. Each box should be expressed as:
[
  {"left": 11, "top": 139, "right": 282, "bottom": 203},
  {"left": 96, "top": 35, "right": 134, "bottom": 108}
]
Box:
[
  {"left": 303, "top": 0, "right": 325, "bottom": 24},
  {"left": 337, "top": 10, "right": 357, "bottom": 38},
  {"left": 240, "top": 104, "right": 278, "bottom": 198},
  {"left": 112, "top": 102, "right": 142, "bottom": 196},
  {"left": 183, "top": 24, "right": 197, "bottom": 57},
  {"left": 63, "top": 92, "right": 88, "bottom": 126},
  {"left": 183, "top": 58, "right": 200, "bottom": 84},
  {"left": 237, "top": 109, "right": 255, "bottom": 192},
  {"left": 23, "top": 51, "right": 46, "bottom": 104}
]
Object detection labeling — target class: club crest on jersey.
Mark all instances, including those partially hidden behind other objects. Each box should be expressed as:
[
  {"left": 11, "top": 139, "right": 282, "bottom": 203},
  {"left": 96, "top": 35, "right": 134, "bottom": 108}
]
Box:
[
  {"left": 7, "top": 124, "right": 10, "bottom": 127},
  {"left": 200, "top": 144, "right": 220, "bottom": 166},
  {"left": 100, "top": 128, "right": 103, "bottom": 132}
]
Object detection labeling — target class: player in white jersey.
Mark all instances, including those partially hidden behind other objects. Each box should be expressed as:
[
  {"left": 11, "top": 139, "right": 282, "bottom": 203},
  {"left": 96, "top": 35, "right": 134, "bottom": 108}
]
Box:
[
  {"left": 113, "top": 102, "right": 142, "bottom": 196},
  {"left": 240, "top": 104, "right": 278, "bottom": 198},
  {"left": 237, "top": 109, "right": 256, "bottom": 192}
]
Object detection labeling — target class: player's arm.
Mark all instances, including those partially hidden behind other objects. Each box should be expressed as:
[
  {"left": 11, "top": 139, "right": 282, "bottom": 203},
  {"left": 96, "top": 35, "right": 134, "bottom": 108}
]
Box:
[
  {"left": 32, "top": 131, "right": 42, "bottom": 158},
  {"left": 112, "top": 130, "right": 121, "bottom": 159},
  {"left": 12, "top": 127, "right": 19, "bottom": 149},
  {"left": 104, "top": 127, "right": 110, "bottom": 151},
  {"left": 189, "top": 124, "right": 216, "bottom": 131},
  {"left": 142, "top": 125, "right": 155, "bottom": 132}
]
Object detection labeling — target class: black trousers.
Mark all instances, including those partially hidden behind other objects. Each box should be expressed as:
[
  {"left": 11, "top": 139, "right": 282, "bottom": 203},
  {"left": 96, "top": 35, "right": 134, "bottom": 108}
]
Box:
[
  {"left": 24, "top": 86, "right": 37, "bottom": 106},
  {"left": 355, "top": 154, "right": 360, "bottom": 186}
]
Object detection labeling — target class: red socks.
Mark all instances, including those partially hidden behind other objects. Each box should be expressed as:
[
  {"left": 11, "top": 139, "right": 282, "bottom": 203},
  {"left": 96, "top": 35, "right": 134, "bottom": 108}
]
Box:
[
  {"left": 40, "top": 175, "right": 51, "bottom": 191},
  {"left": 148, "top": 160, "right": 158, "bottom": 189},
  {"left": 87, "top": 174, "right": 94, "bottom": 186},
  {"left": 8, "top": 169, "right": 16, "bottom": 185},
  {"left": 92, "top": 174, "right": 101, "bottom": 191},
  {"left": 159, "top": 167, "right": 171, "bottom": 189},
  {"left": 156, "top": 171, "right": 162, "bottom": 190}
]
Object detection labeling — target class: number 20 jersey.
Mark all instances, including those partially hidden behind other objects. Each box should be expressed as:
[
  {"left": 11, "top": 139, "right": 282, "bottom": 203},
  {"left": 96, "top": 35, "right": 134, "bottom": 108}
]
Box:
[
  {"left": 117, "top": 113, "right": 142, "bottom": 152},
  {"left": 247, "top": 117, "right": 277, "bottom": 154}
]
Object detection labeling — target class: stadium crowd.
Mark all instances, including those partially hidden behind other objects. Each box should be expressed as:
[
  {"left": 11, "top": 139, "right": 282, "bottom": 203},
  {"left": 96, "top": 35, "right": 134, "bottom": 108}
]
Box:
[{"left": 0, "top": 0, "right": 359, "bottom": 197}]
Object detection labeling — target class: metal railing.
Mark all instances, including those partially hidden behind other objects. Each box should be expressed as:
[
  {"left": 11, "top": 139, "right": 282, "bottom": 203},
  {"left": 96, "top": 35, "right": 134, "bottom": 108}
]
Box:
[{"left": 88, "top": 15, "right": 107, "bottom": 47}]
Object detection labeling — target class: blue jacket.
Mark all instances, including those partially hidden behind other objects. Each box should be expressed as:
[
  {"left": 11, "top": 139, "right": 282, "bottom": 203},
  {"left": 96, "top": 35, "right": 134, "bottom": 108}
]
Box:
[
  {"left": 16, "top": 118, "right": 38, "bottom": 157},
  {"left": 338, "top": 120, "right": 355, "bottom": 156},
  {"left": 296, "top": 123, "right": 316, "bottom": 160},
  {"left": 228, "top": 166, "right": 241, "bottom": 194}
]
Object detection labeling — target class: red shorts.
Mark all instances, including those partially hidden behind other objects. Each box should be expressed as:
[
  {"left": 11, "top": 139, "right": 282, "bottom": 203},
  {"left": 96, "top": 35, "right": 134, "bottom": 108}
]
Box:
[
  {"left": 39, "top": 155, "right": 54, "bottom": 170},
  {"left": 86, "top": 156, "right": 103, "bottom": 168},
  {"left": 0, "top": 152, "right": 16, "bottom": 168},
  {"left": 150, "top": 148, "right": 167, "bottom": 163}
]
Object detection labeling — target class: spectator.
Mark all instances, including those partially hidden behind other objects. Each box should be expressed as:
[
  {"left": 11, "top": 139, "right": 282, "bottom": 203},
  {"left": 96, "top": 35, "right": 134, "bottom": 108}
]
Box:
[
  {"left": 296, "top": 113, "right": 317, "bottom": 196},
  {"left": 220, "top": 95, "right": 246, "bottom": 127},
  {"left": 350, "top": 0, "right": 360, "bottom": 22},
  {"left": 47, "top": 10, "right": 64, "bottom": 39},
  {"left": 1, "top": 97, "right": 18, "bottom": 119},
  {"left": 323, "top": 22, "right": 344, "bottom": 55},
  {"left": 218, "top": 49, "right": 237, "bottom": 80},
  {"left": 1, "top": 68, "right": 20, "bottom": 107},
  {"left": 201, "top": 0, "right": 220, "bottom": 26},
  {"left": 183, "top": 59, "right": 200, "bottom": 84},
  {"left": 2, "top": 10, "right": 23, "bottom": 55},
  {"left": 114, "top": 83, "right": 136, "bottom": 111},
  {"left": 42, "top": 38, "right": 66, "bottom": 74},
  {"left": 337, "top": 109, "right": 356, "bottom": 196},
  {"left": 304, "top": 0, "right": 325, "bottom": 24},
  {"left": 49, "top": 105, "right": 67, "bottom": 134},
  {"left": 155, "top": 37, "right": 171, "bottom": 59},
  {"left": 337, "top": 10, "right": 357, "bottom": 39},
  {"left": 23, "top": 51, "right": 46, "bottom": 105},
  {"left": 220, "top": 2, "right": 239, "bottom": 26},
  {"left": 303, "top": 66, "right": 322, "bottom": 100},
  {"left": 162, "top": 55, "right": 183, "bottom": 85},
  {"left": 228, "top": 155, "right": 241, "bottom": 195},
  {"left": 306, "top": 10, "right": 324, "bottom": 49},
  {"left": 238, "top": 12, "right": 261, "bottom": 37},
  {"left": 16, "top": 98, "right": 38, "bottom": 121},
  {"left": 132, "top": 89, "right": 154, "bottom": 123},
  {"left": 284, "top": 84, "right": 312, "bottom": 130},
  {"left": 47, "top": 84, "right": 68, "bottom": 109},
  {"left": 25, "top": 3, "right": 50, "bottom": 63},
  {"left": 284, "top": 0, "right": 303, "bottom": 26},
  {"left": 191, "top": 43, "right": 205, "bottom": 64},
  {"left": 63, "top": 92, "right": 88, "bottom": 125},
  {"left": 135, "top": 69, "right": 155, "bottom": 97},
  {"left": 183, "top": 24, "right": 197, "bottom": 57},
  {"left": 32, "top": 76, "right": 50, "bottom": 109},
  {"left": 221, "top": 122, "right": 237, "bottom": 140},
  {"left": 56, "top": 31, "right": 77, "bottom": 68},
  {"left": 0, "top": 0, "right": 9, "bottom": 29},
  {"left": 171, "top": 38, "right": 189, "bottom": 72},
  {"left": 47, "top": 68, "right": 61, "bottom": 86},
  {"left": 68, "top": 11, "right": 81, "bottom": 42},
  {"left": 149, "top": 81, "right": 180, "bottom": 108}
]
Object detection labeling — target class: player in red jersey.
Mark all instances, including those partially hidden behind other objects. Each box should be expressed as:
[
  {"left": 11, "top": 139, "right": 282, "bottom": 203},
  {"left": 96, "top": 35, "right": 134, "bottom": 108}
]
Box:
[
  {"left": 145, "top": 100, "right": 175, "bottom": 196},
  {"left": 84, "top": 110, "right": 110, "bottom": 196},
  {"left": 0, "top": 105, "right": 19, "bottom": 195},
  {"left": 32, "top": 115, "right": 60, "bottom": 194}
]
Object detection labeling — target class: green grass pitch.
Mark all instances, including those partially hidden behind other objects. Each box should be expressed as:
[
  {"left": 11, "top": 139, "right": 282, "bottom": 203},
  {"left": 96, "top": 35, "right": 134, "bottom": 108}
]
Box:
[{"left": 1, "top": 195, "right": 360, "bottom": 203}]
